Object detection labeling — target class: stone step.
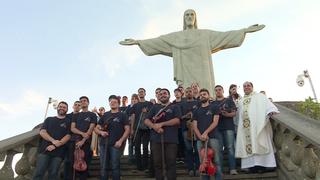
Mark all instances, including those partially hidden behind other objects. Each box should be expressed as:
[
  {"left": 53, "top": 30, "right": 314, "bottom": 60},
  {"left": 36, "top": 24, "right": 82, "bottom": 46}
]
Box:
[
  {"left": 89, "top": 156, "right": 240, "bottom": 173},
  {"left": 87, "top": 171, "right": 278, "bottom": 180},
  {"left": 88, "top": 156, "right": 278, "bottom": 179},
  {"left": 89, "top": 169, "right": 189, "bottom": 177}
]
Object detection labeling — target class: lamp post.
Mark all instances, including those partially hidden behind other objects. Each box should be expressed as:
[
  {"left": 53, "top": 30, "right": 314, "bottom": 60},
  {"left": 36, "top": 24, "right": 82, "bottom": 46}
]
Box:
[
  {"left": 43, "top": 97, "right": 59, "bottom": 120},
  {"left": 297, "top": 70, "right": 318, "bottom": 103}
]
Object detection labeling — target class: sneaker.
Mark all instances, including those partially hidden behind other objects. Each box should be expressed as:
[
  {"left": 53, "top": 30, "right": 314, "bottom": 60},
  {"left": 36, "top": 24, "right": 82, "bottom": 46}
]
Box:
[
  {"left": 188, "top": 170, "right": 194, "bottom": 176},
  {"left": 230, "top": 169, "right": 238, "bottom": 175},
  {"left": 195, "top": 170, "right": 200, "bottom": 176}
]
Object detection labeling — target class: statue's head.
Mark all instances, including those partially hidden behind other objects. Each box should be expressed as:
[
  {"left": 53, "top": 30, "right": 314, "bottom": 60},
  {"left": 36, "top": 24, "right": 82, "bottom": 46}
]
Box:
[{"left": 183, "top": 9, "right": 198, "bottom": 30}]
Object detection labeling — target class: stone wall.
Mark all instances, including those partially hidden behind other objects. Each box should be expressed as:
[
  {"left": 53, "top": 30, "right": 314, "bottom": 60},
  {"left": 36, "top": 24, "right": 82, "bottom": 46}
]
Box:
[{"left": 272, "top": 103, "right": 320, "bottom": 180}]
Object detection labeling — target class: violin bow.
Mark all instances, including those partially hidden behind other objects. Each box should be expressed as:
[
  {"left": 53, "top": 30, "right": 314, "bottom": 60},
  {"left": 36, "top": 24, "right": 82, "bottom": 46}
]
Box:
[{"left": 133, "top": 111, "right": 145, "bottom": 143}]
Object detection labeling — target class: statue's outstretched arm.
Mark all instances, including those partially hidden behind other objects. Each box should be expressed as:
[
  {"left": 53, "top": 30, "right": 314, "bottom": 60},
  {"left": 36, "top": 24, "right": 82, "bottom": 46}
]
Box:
[
  {"left": 244, "top": 24, "right": 265, "bottom": 33},
  {"left": 119, "top": 39, "right": 139, "bottom": 46}
]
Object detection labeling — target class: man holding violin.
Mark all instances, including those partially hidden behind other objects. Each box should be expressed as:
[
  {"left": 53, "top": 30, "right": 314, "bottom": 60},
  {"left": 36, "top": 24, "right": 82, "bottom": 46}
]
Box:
[
  {"left": 180, "top": 87, "right": 201, "bottom": 176},
  {"left": 33, "top": 101, "right": 71, "bottom": 180},
  {"left": 70, "top": 96, "right": 97, "bottom": 180},
  {"left": 192, "top": 89, "right": 222, "bottom": 180},
  {"left": 94, "top": 95, "right": 130, "bottom": 180},
  {"left": 144, "top": 88, "right": 181, "bottom": 180}
]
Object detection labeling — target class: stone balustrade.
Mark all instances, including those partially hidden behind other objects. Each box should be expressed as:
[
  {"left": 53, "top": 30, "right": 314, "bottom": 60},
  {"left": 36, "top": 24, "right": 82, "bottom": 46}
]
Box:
[
  {"left": 0, "top": 128, "right": 40, "bottom": 180},
  {"left": 1, "top": 102, "right": 319, "bottom": 180},
  {"left": 272, "top": 103, "right": 320, "bottom": 180}
]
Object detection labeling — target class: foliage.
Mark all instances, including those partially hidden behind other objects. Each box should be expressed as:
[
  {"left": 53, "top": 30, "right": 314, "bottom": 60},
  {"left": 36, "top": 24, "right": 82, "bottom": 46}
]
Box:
[{"left": 298, "top": 97, "right": 320, "bottom": 120}]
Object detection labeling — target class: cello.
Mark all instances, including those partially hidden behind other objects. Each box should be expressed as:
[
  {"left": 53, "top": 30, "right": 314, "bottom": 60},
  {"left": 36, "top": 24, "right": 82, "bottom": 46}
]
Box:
[
  {"left": 73, "top": 146, "right": 87, "bottom": 172},
  {"left": 199, "top": 140, "right": 216, "bottom": 176}
]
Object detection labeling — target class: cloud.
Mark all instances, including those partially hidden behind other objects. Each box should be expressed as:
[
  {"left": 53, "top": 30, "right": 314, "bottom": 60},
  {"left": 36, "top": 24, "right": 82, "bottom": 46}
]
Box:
[
  {"left": 138, "top": 0, "right": 282, "bottom": 37},
  {"left": 0, "top": 90, "right": 46, "bottom": 117},
  {"left": 78, "top": 41, "right": 142, "bottom": 78},
  {"left": 0, "top": 90, "right": 48, "bottom": 140}
]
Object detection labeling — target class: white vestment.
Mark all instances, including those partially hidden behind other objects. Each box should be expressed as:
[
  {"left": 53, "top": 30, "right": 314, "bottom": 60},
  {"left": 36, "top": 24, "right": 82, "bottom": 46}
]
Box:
[
  {"left": 235, "top": 92, "right": 279, "bottom": 168},
  {"left": 138, "top": 29, "right": 245, "bottom": 95}
]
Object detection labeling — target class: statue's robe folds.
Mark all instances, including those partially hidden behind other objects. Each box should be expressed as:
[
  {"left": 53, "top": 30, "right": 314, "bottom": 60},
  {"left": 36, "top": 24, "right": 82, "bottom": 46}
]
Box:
[{"left": 138, "top": 29, "right": 245, "bottom": 94}]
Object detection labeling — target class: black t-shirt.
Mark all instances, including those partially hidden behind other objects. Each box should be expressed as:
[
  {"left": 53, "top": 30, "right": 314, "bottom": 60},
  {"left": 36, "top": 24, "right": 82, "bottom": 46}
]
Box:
[
  {"left": 131, "top": 101, "right": 153, "bottom": 130},
  {"left": 172, "top": 99, "right": 184, "bottom": 106},
  {"left": 98, "top": 111, "right": 129, "bottom": 146},
  {"left": 145, "top": 103, "right": 181, "bottom": 144},
  {"left": 66, "top": 112, "right": 73, "bottom": 122},
  {"left": 193, "top": 104, "right": 219, "bottom": 139},
  {"left": 180, "top": 99, "right": 200, "bottom": 130},
  {"left": 120, "top": 106, "right": 129, "bottom": 113},
  {"left": 71, "top": 111, "right": 97, "bottom": 141},
  {"left": 38, "top": 116, "right": 71, "bottom": 158},
  {"left": 211, "top": 97, "right": 237, "bottom": 131},
  {"left": 125, "top": 104, "right": 133, "bottom": 115}
]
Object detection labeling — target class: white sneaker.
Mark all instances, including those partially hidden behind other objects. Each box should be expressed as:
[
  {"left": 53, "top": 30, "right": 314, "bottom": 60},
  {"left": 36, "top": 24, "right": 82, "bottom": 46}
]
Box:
[
  {"left": 230, "top": 169, "right": 238, "bottom": 175},
  {"left": 188, "top": 170, "right": 194, "bottom": 176}
]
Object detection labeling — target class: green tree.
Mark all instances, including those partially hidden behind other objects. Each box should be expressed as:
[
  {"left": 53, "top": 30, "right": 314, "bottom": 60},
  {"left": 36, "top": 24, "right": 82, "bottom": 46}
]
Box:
[{"left": 298, "top": 97, "right": 320, "bottom": 120}]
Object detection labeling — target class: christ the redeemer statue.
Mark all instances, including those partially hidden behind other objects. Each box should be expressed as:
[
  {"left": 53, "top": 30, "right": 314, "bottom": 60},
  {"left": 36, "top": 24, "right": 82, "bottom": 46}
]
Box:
[{"left": 120, "top": 9, "right": 265, "bottom": 95}]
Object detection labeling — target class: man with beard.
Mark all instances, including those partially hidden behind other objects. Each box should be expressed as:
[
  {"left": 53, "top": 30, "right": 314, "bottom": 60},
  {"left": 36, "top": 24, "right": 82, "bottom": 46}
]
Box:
[
  {"left": 33, "top": 101, "right": 71, "bottom": 180},
  {"left": 144, "top": 88, "right": 181, "bottom": 180},
  {"left": 131, "top": 88, "right": 153, "bottom": 171},
  {"left": 192, "top": 89, "right": 222, "bottom": 180},
  {"left": 180, "top": 87, "right": 200, "bottom": 176},
  {"left": 94, "top": 95, "right": 130, "bottom": 180},
  {"left": 70, "top": 96, "right": 97, "bottom": 180}
]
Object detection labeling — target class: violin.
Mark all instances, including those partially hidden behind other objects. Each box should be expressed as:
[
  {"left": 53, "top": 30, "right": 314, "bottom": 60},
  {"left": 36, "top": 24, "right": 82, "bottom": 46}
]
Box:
[
  {"left": 199, "top": 140, "right": 216, "bottom": 176},
  {"left": 73, "top": 147, "right": 87, "bottom": 172}
]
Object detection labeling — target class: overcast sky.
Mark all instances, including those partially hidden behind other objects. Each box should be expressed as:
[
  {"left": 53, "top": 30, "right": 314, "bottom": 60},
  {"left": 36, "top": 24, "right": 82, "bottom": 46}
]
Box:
[{"left": 1, "top": 0, "right": 320, "bottom": 140}]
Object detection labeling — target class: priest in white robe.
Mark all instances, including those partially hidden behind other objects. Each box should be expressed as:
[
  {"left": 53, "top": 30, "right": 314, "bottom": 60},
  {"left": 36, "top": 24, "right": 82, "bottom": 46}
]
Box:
[
  {"left": 120, "top": 9, "right": 265, "bottom": 95},
  {"left": 236, "top": 81, "right": 279, "bottom": 171}
]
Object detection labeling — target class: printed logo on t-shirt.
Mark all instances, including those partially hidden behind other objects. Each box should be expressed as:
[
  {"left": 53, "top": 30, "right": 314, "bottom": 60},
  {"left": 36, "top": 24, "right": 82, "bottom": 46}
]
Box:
[
  {"left": 192, "top": 105, "right": 197, "bottom": 109},
  {"left": 60, "top": 122, "right": 67, "bottom": 129},
  {"left": 84, "top": 117, "right": 91, "bottom": 122},
  {"left": 113, "top": 117, "right": 120, "bottom": 123},
  {"left": 206, "top": 110, "right": 212, "bottom": 116}
]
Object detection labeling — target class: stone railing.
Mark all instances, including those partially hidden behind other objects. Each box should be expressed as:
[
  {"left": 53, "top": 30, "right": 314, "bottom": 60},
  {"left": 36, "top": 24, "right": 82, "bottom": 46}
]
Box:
[
  {"left": 0, "top": 128, "right": 40, "bottom": 180},
  {"left": 1, "top": 102, "right": 319, "bottom": 180},
  {"left": 272, "top": 103, "right": 320, "bottom": 180}
]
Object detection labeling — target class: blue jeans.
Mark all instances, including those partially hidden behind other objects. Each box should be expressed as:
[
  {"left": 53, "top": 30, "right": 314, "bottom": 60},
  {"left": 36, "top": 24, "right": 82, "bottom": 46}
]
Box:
[
  {"left": 128, "top": 137, "right": 134, "bottom": 162},
  {"left": 216, "top": 130, "right": 236, "bottom": 170},
  {"left": 63, "top": 142, "right": 71, "bottom": 180},
  {"left": 100, "top": 143, "right": 121, "bottom": 180},
  {"left": 183, "top": 131, "right": 200, "bottom": 171},
  {"left": 197, "top": 138, "right": 222, "bottom": 180},
  {"left": 33, "top": 153, "right": 63, "bottom": 180}
]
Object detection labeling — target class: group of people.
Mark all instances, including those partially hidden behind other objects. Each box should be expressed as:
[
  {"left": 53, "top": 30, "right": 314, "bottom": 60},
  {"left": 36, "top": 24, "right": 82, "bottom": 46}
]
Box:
[{"left": 32, "top": 81, "right": 279, "bottom": 180}]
